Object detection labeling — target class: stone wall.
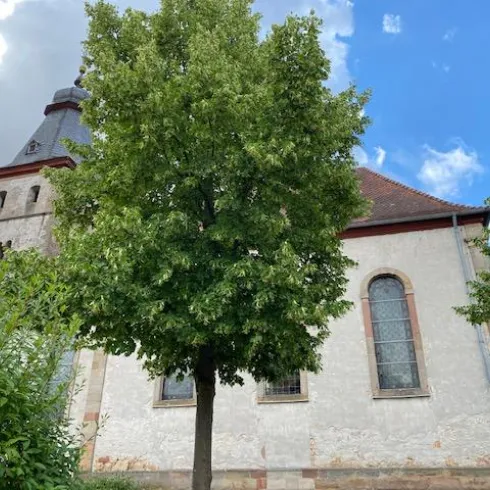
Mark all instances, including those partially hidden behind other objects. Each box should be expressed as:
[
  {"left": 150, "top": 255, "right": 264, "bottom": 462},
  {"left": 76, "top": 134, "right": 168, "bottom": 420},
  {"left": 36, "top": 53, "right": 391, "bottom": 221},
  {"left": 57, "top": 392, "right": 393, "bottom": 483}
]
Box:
[
  {"left": 0, "top": 173, "right": 55, "bottom": 252},
  {"left": 85, "top": 468, "right": 490, "bottom": 489}
]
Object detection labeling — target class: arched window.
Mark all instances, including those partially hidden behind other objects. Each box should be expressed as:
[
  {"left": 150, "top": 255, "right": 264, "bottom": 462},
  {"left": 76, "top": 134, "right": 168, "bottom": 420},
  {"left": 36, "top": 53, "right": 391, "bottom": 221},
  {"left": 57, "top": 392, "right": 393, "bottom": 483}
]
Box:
[
  {"left": 361, "top": 269, "right": 429, "bottom": 398},
  {"left": 369, "top": 276, "right": 419, "bottom": 390},
  {"left": 0, "top": 191, "right": 6, "bottom": 209},
  {"left": 28, "top": 185, "right": 41, "bottom": 203}
]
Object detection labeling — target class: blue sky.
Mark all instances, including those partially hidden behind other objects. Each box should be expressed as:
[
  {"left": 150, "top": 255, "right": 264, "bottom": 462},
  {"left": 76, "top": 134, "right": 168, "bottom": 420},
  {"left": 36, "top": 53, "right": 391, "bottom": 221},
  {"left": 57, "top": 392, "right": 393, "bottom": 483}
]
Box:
[{"left": 0, "top": 0, "right": 488, "bottom": 206}]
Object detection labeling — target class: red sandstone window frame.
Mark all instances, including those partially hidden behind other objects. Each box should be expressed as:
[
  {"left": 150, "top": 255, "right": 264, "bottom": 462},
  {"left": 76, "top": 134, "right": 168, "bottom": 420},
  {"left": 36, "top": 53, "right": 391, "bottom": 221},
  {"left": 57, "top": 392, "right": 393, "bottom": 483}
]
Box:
[{"left": 360, "top": 268, "right": 430, "bottom": 399}]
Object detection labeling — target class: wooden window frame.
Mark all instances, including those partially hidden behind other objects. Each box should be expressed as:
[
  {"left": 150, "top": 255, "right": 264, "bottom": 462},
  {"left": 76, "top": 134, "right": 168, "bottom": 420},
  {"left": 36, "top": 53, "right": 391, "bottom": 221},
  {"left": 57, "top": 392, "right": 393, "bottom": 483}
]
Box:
[
  {"left": 361, "top": 268, "right": 430, "bottom": 399},
  {"left": 153, "top": 375, "right": 196, "bottom": 408},
  {"left": 257, "top": 371, "right": 309, "bottom": 404}
]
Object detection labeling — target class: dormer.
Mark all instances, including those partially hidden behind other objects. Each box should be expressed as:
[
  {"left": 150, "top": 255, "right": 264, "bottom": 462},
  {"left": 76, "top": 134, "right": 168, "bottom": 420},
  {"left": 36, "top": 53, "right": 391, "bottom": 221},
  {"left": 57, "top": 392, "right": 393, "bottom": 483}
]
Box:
[
  {"left": 5, "top": 84, "right": 90, "bottom": 169},
  {"left": 26, "top": 140, "right": 40, "bottom": 155}
]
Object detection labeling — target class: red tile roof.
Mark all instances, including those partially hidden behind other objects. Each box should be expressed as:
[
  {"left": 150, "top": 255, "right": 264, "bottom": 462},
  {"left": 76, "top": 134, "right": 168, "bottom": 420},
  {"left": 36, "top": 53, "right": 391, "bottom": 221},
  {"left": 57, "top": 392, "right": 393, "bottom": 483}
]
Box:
[{"left": 354, "top": 167, "right": 489, "bottom": 227}]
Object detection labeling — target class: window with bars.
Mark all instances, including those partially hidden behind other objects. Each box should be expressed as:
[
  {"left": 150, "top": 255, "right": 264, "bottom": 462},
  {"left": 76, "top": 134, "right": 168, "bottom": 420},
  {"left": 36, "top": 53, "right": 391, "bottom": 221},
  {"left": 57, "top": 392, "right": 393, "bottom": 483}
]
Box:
[
  {"left": 368, "top": 276, "right": 420, "bottom": 390},
  {"left": 258, "top": 371, "right": 307, "bottom": 402},
  {"left": 265, "top": 372, "right": 301, "bottom": 396}
]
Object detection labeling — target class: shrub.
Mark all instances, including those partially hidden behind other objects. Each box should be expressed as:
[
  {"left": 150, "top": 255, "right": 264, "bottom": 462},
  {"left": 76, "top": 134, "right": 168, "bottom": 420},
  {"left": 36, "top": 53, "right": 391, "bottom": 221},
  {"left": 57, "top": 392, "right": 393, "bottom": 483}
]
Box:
[
  {"left": 0, "top": 251, "right": 83, "bottom": 490},
  {"left": 81, "top": 478, "right": 141, "bottom": 490}
]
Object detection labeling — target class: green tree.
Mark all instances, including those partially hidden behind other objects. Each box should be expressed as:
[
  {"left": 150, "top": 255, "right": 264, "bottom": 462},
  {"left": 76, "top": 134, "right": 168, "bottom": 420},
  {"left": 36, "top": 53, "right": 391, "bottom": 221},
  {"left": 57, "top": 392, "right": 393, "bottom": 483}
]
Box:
[
  {"left": 455, "top": 198, "right": 490, "bottom": 324},
  {"left": 0, "top": 250, "right": 83, "bottom": 490},
  {"left": 48, "top": 1, "right": 369, "bottom": 488}
]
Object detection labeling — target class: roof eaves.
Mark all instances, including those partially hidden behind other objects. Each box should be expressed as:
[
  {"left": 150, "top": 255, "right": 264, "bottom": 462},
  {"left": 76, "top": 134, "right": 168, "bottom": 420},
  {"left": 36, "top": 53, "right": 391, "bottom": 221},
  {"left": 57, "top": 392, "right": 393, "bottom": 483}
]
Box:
[
  {"left": 0, "top": 157, "right": 75, "bottom": 178},
  {"left": 348, "top": 208, "right": 490, "bottom": 229}
]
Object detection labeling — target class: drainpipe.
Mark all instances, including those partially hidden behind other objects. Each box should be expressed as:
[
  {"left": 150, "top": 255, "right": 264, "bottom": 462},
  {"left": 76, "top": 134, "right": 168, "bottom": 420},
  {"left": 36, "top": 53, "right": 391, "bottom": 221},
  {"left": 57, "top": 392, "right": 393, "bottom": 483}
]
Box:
[{"left": 452, "top": 213, "right": 490, "bottom": 383}]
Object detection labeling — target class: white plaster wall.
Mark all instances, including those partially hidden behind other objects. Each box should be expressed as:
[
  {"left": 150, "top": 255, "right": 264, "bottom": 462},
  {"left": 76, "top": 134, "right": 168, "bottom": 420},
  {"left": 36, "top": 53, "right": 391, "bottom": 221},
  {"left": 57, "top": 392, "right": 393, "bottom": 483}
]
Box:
[
  {"left": 69, "top": 349, "right": 95, "bottom": 433},
  {"left": 309, "top": 226, "right": 490, "bottom": 468},
  {"left": 90, "top": 227, "right": 490, "bottom": 470}
]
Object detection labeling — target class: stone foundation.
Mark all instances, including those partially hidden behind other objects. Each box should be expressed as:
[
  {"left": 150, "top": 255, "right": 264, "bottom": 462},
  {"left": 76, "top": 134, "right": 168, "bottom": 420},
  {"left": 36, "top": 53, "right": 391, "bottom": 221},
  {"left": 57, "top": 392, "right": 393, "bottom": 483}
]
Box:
[{"left": 84, "top": 467, "right": 490, "bottom": 489}]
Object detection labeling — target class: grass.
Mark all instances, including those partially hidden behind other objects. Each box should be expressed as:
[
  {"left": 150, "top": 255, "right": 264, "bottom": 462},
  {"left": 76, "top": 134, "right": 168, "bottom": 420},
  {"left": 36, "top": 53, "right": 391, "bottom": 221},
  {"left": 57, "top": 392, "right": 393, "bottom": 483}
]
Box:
[{"left": 81, "top": 477, "right": 166, "bottom": 490}]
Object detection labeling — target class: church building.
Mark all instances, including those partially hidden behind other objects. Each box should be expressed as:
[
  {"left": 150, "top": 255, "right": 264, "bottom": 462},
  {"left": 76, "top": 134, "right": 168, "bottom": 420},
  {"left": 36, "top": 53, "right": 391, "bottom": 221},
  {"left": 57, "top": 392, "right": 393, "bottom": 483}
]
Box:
[{"left": 1, "top": 80, "right": 490, "bottom": 489}]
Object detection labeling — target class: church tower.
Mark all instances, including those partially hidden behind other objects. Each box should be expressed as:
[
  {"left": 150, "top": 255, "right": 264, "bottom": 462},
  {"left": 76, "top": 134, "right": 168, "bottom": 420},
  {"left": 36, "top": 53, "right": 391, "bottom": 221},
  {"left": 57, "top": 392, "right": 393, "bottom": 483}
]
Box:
[{"left": 0, "top": 81, "right": 90, "bottom": 254}]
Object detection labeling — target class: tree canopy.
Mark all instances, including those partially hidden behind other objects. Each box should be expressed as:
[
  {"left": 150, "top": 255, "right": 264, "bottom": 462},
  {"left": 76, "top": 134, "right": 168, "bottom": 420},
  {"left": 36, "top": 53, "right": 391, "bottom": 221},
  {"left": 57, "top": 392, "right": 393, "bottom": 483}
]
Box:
[
  {"left": 51, "top": 0, "right": 368, "bottom": 383},
  {"left": 47, "top": 0, "right": 369, "bottom": 487}
]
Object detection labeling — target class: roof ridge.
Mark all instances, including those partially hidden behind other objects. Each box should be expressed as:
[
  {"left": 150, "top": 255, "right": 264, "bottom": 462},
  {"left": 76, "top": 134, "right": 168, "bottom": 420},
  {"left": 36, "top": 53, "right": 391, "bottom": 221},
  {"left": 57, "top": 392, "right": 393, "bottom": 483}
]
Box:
[
  {"left": 47, "top": 107, "right": 69, "bottom": 158},
  {"left": 358, "top": 166, "right": 485, "bottom": 211}
]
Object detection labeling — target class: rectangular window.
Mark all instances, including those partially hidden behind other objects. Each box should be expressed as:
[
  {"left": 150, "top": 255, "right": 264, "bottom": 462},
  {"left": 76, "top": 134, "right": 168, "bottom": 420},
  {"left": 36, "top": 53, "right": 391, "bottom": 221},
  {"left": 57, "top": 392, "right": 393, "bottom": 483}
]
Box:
[
  {"left": 265, "top": 372, "right": 301, "bottom": 396},
  {"left": 258, "top": 371, "right": 308, "bottom": 403},
  {"left": 162, "top": 375, "right": 194, "bottom": 401},
  {"left": 153, "top": 374, "right": 196, "bottom": 408}
]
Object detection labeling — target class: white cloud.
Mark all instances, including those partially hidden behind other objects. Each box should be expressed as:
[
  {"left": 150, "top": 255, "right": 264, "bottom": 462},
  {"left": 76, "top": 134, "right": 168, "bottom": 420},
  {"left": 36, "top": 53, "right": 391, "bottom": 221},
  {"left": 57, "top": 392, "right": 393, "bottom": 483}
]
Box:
[
  {"left": 0, "top": 0, "right": 26, "bottom": 65},
  {"left": 316, "top": 0, "right": 354, "bottom": 91},
  {"left": 443, "top": 28, "right": 457, "bottom": 42},
  {"left": 417, "top": 144, "right": 484, "bottom": 198},
  {"left": 374, "top": 146, "right": 386, "bottom": 167},
  {"left": 0, "top": 0, "right": 25, "bottom": 21},
  {"left": 354, "top": 145, "right": 386, "bottom": 169},
  {"left": 353, "top": 146, "right": 368, "bottom": 166},
  {"left": 382, "top": 14, "right": 402, "bottom": 34},
  {"left": 432, "top": 61, "right": 451, "bottom": 73}
]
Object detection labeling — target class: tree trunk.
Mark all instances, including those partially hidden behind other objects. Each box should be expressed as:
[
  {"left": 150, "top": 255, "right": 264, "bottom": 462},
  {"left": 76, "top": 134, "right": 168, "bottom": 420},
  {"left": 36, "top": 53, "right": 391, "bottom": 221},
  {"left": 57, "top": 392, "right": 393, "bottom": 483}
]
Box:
[{"left": 192, "top": 347, "right": 216, "bottom": 490}]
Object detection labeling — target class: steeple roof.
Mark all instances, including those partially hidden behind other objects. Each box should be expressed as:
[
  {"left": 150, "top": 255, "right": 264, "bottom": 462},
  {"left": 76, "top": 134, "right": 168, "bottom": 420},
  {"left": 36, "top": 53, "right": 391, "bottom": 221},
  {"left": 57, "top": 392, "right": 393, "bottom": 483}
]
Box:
[{"left": 6, "top": 85, "right": 91, "bottom": 168}]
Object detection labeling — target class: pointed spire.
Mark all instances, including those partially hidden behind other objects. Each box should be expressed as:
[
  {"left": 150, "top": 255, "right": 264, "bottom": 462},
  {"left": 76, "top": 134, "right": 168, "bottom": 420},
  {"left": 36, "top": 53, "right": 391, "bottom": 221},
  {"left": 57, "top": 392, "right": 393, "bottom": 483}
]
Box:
[
  {"left": 74, "top": 65, "right": 87, "bottom": 88},
  {"left": 5, "top": 78, "right": 90, "bottom": 168}
]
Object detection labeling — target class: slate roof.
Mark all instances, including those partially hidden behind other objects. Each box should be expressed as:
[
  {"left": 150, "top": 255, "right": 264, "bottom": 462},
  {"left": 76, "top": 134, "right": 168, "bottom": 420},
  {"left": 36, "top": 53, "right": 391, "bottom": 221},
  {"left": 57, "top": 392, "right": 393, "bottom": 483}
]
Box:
[
  {"left": 354, "top": 167, "right": 489, "bottom": 226},
  {"left": 6, "top": 86, "right": 91, "bottom": 168}
]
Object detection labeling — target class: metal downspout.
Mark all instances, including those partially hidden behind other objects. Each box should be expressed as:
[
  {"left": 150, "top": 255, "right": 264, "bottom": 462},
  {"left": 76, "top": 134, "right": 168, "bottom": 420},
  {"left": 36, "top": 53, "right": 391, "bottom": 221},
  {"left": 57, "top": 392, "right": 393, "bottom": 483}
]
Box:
[{"left": 452, "top": 213, "right": 490, "bottom": 383}]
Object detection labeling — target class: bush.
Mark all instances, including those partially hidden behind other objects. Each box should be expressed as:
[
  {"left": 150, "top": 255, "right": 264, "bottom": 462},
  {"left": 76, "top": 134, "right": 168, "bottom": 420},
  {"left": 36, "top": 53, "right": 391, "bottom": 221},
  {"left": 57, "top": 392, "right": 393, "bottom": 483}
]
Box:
[{"left": 0, "top": 251, "right": 83, "bottom": 490}]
